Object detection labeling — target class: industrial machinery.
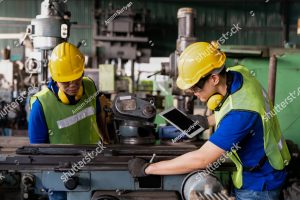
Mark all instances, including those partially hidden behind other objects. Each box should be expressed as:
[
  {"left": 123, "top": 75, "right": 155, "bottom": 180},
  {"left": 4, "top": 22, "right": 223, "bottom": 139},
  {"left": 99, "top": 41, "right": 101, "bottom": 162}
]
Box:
[
  {"left": 94, "top": 2, "right": 151, "bottom": 92},
  {"left": 112, "top": 94, "right": 156, "bottom": 145},
  {"left": 1, "top": 138, "right": 300, "bottom": 200},
  {"left": 0, "top": 47, "right": 28, "bottom": 135},
  {"left": 0, "top": 0, "right": 71, "bottom": 136},
  {"left": 161, "top": 7, "right": 196, "bottom": 92},
  {"left": 23, "top": 0, "right": 72, "bottom": 86},
  {"left": 0, "top": 143, "right": 235, "bottom": 200},
  {"left": 0, "top": 92, "right": 237, "bottom": 200},
  {"left": 2, "top": 1, "right": 300, "bottom": 199},
  {"left": 159, "top": 8, "right": 197, "bottom": 114}
]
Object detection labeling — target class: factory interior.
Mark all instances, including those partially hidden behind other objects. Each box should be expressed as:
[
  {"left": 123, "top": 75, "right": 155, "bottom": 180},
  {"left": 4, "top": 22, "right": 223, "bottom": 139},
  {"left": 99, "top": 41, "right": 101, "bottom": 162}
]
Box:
[{"left": 0, "top": 0, "right": 300, "bottom": 199}]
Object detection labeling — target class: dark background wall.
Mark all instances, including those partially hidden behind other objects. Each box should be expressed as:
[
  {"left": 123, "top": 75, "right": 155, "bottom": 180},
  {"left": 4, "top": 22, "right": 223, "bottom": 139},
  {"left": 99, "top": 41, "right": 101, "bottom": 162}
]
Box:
[{"left": 0, "top": 0, "right": 299, "bottom": 57}]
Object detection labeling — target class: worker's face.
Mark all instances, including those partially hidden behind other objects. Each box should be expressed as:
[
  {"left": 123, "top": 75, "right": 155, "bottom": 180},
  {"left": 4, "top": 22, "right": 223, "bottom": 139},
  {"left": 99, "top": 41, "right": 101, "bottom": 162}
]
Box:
[
  {"left": 57, "top": 77, "right": 83, "bottom": 96},
  {"left": 189, "top": 74, "right": 219, "bottom": 102}
]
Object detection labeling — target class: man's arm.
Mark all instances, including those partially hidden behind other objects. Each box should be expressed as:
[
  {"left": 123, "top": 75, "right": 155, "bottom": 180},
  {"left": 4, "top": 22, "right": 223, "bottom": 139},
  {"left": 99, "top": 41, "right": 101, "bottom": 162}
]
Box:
[
  {"left": 28, "top": 100, "right": 49, "bottom": 144},
  {"left": 144, "top": 111, "right": 259, "bottom": 175},
  {"left": 145, "top": 141, "right": 224, "bottom": 175},
  {"left": 129, "top": 111, "right": 259, "bottom": 177},
  {"left": 207, "top": 114, "right": 215, "bottom": 127},
  {"left": 96, "top": 94, "right": 112, "bottom": 144}
]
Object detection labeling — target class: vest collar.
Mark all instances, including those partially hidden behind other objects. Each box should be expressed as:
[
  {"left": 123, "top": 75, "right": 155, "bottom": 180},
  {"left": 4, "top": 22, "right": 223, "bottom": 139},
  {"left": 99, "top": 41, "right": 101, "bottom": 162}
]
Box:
[
  {"left": 48, "top": 79, "right": 85, "bottom": 105},
  {"left": 214, "top": 72, "right": 234, "bottom": 111}
]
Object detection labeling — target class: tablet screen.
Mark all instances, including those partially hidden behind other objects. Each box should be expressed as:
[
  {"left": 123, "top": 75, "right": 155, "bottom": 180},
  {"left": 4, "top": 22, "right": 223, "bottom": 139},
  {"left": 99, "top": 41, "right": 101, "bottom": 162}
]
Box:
[{"left": 160, "top": 108, "right": 204, "bottom": 136}]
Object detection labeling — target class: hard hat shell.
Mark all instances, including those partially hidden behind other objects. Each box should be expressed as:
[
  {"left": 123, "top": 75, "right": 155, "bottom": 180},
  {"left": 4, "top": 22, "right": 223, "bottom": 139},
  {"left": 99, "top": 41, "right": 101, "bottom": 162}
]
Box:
[
  {"left": 176, "top": 42, "right": 226, "bottom": 90},
  {"left": 49, "top": 42, "right": 85, "bottom": 82}
]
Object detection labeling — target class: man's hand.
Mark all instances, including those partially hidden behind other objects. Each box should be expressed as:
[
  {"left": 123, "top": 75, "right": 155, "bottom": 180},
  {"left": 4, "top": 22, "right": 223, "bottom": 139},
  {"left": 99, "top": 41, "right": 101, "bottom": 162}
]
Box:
[
  {"left": 187, "top": 114, "right": 209, "bottom": 130},
  {"left": 128, "top": 158, "right": 149, "bottom": 178}
]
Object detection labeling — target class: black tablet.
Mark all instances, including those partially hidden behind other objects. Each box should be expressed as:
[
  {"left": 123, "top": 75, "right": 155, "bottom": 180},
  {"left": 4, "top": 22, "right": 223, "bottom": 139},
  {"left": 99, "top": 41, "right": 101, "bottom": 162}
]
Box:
[{"left": 159, "top": 107, "right": 205, "bottom": 138}]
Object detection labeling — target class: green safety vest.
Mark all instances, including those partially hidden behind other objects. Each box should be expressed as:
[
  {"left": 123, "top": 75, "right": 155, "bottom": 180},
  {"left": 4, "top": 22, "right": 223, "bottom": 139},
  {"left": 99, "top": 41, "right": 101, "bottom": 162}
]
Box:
[
  {"left": 30, "top": 77, "right": 101, "bottom": 144},
  {"left": 214, "top": 65, "right": 291, "bottom": 189}
]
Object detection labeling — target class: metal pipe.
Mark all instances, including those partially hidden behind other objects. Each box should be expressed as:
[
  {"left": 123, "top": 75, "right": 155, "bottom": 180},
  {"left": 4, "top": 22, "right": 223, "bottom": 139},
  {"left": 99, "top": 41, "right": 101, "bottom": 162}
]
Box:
[
  {"left": 268, "top": 55, "right": 277, "bottom": 105},
  {"left": 176, "top": 8, "right": 196, "bottom": 53},
  {"left": 0, "top": 17, "right": 32, "bottom": 22},
  {"left": 0, "top": 33, "right": 24, "bottom": 39},
  {"left": 131, "top": 60, "right": 135, "bottom": 93}
]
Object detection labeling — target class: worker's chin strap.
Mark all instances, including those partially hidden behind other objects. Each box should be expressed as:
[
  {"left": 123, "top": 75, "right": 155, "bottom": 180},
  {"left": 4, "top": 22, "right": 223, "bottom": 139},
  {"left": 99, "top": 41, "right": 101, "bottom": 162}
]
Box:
[
  {"left": 207, "top": 72, "right": 233, "bottom": 111},
  {"left": 58, "top": 85, "right": 83, "bottom": 105}
]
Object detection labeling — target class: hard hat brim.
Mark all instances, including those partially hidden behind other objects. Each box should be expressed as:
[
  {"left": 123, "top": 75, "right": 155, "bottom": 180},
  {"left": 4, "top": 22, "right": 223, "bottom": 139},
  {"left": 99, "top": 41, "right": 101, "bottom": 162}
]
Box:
[
  {"left": 176, "top": 76, "right": 195, "bottom": 90},
  {"left": 52, "top": 70, "right": 83, "bottom": 83}
]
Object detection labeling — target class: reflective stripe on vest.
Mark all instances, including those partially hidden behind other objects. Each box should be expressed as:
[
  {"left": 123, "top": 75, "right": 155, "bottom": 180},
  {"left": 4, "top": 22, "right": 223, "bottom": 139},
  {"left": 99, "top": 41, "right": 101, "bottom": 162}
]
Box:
[
  {"left": 262, "top": 88, "right": 286, "bottom": 152},
  {"left": 57, "top": 106, "right": 95, "bottom": 129},
  {"left": 214, "top": 65, "right": 291, "bottom": 189}
]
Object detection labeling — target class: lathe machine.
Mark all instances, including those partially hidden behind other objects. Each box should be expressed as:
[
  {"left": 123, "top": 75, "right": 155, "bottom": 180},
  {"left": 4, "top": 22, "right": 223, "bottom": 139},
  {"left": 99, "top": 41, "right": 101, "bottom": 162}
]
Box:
[{"left": 0, "top": 143, "right": 235, "bottom": 200}]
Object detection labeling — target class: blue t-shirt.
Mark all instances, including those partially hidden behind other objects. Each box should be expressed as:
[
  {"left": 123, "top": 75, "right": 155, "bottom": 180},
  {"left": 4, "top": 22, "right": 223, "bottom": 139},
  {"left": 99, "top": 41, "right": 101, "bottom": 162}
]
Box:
[
  {"left": 209, "top": 71, "right": 286, "bottom": 191},
  {"left": 28, "top": 80, "right": 101, "bottom": 144}
]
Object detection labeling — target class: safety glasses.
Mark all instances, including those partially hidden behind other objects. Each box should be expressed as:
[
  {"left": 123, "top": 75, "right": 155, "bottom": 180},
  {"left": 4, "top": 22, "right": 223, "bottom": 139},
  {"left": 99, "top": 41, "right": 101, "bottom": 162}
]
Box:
[{"left": 188, "top": 74, "right": 211, "bottom": 93}]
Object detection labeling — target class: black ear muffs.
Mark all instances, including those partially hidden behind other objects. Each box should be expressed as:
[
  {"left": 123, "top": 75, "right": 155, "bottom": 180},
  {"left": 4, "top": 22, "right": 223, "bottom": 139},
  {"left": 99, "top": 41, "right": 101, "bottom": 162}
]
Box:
[{"left": 58, "top": 85, "right": 83, "bottom": 104}]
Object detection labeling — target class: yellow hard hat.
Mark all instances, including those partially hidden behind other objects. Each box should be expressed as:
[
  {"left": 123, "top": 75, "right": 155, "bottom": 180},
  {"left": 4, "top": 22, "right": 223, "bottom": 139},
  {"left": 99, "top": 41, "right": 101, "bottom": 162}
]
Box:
[
  {"left": 49, "top": 42, "right": 85, "bottom": 82},
  {"left": 176, "top": 42, "right": 226, "bottom": 90}
]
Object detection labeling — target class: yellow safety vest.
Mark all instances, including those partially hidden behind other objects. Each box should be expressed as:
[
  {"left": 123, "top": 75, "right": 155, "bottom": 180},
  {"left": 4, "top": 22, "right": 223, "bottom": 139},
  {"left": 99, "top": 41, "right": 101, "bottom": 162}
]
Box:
[
  {"left": 30, "top": 77, "right": 101, "bottom": 144},
  {"left": 215, "top": 65, "right": 291, "bottom": 189}
]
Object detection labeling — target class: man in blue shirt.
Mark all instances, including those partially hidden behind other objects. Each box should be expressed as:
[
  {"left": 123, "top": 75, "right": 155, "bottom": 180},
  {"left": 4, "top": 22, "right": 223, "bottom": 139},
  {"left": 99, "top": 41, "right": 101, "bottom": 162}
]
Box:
[
  {"left": 29, "top": 79, "right": 103, "bottom": 144},
  {"left": 28, "top": 42, "right": 108, "bottom": 200},
  {"left": 29, "top": 42, "right": 108, "bottom": 144},
  {"left": 128, "top": 42, "right": 290, "bottom": 200}
]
